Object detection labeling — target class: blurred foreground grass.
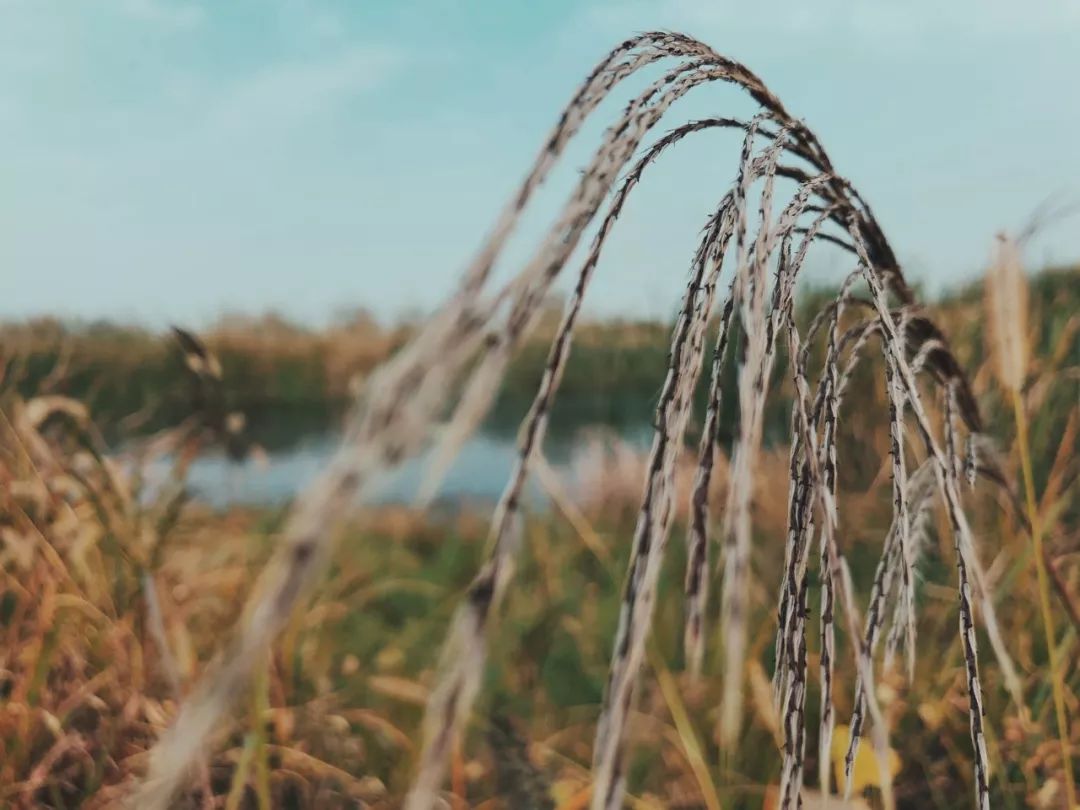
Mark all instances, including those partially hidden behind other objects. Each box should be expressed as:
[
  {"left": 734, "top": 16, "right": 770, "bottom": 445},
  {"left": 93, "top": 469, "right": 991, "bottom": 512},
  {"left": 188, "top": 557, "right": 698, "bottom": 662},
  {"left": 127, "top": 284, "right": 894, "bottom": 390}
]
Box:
[{"left": 0, "top": 266, "right": 1077, "bottom": 808}]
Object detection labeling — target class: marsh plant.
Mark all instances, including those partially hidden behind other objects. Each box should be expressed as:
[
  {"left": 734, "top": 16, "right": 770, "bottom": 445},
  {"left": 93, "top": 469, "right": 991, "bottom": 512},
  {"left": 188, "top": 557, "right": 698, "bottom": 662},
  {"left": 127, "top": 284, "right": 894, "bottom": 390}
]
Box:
[{"left": 132, "top": 32, "right": 1057, "bottom": 810}]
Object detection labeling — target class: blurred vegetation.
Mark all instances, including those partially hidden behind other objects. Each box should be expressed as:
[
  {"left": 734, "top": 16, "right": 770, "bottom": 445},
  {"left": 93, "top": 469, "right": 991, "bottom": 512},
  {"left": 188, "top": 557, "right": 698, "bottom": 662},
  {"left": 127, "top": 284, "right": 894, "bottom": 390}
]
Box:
[
  {"left": 0, "top": 264, "right": 1076, "bottom": 808},
  {"left": 4, "top": 266, "right": 1075, "bottom": 456}
]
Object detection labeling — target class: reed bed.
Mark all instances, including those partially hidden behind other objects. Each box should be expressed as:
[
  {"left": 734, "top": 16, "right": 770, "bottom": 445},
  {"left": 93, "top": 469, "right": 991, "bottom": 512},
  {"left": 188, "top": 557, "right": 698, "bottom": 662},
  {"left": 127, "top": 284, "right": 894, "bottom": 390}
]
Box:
[
  {"left": 2, "top": 30, "right": 1077, "bottom": 810},
  {"left": 1, "top": 281, "right": 1077, "bottom": 806}
]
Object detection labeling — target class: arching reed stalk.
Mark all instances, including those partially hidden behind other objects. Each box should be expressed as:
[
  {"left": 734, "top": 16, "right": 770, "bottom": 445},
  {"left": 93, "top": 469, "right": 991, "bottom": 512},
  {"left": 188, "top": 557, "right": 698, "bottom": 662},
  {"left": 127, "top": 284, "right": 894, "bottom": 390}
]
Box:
[
  {"left": 846, "top": 219, "right": 993, "bottom": 809},
  {"left": 779, "top": 294, "right": 896, "bottom": 810},
  {"left": 683, "top": 285, "right": 735, "bottom": 680},
  {"left": 130, "top": 33, "right": 1013, "bottom": 810},
  {"left": 811, "top": 270, "right": 861, "bottom": 797}
]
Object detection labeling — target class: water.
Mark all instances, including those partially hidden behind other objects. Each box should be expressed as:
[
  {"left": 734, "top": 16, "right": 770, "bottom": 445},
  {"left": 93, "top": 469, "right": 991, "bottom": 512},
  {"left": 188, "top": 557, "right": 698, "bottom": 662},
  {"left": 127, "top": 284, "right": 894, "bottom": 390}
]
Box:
[{"left": 156, "top": 424, "right": 653, "bottom": 508}]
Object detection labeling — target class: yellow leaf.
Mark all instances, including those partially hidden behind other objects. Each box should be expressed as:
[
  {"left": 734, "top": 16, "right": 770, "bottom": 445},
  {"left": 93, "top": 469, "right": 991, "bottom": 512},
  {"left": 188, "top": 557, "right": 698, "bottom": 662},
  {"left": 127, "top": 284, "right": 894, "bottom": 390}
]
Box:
[{"left": 830, "top": 723, "right": 901, "bottom": 794}]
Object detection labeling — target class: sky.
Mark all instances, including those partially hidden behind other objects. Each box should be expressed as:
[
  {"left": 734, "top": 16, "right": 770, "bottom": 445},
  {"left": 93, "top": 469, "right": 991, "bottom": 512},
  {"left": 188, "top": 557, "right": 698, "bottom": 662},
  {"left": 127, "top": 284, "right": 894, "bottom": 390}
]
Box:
[{"left": 2, "top": 0, "right": 1078, "bottom": 327}]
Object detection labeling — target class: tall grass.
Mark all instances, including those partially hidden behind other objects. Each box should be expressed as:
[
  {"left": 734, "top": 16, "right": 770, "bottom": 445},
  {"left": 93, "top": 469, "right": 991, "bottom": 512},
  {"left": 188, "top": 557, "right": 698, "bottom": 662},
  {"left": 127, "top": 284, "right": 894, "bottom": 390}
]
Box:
[
  {"left": 117, "top": 32, "right": 1030, "bottom": 810},
  {"left": 1, "top": 261, "right": 1076, "bottom": 806}
]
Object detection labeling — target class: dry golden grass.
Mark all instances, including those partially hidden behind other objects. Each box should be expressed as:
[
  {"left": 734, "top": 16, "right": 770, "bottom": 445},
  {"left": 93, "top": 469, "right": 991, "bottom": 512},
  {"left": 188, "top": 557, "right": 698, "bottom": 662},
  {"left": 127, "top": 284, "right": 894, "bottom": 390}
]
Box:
[
  {"left": 1, "top": 260, "right": 1076, "bottom": 808},
  {"left": 1, "top": 31, "right": 1078, "bottom": 810}
]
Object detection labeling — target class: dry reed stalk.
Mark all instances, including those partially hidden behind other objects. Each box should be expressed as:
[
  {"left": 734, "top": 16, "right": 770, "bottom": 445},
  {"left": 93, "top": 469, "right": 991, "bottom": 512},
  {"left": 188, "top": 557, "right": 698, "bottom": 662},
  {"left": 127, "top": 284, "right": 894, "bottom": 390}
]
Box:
[
  {"left": 779, "top": 300, "right": 896, "bottom": 810},
  {"left": 416, "top": 47, "right": 779, "bottom": 504},
  {"left": 411, "top": 114, "right": 792, "bottom": 810},
  {"left": 883, "top": 336, "right": 918, "bottom": 685},
  {"left": 795, "top": 276, "right": 1002, "bottom": 807},
  {"left": 942, "top": 383, "right": 993, "bottom": 810},
  {"left": 775, "top": 406, "right": 812, "bottom": 804},
  {"left": 406, "top": 113, "right": 758, "bottom": 810},
  {"left": 132, "top": 34, "right": 724, "bottom": 809},
  {"left": 682, "top": 288, "right": 735, "bottom": 679},
  {"left": 127, "top": 32, "right": 1008, "bottom": 810},
  {"left": 575, "top": 124, "right": 813, "bottom": 810},
  {"left": 772, "top": 283, "right": 895, "bottom": 784},
  {"left": 770, "top": 265, "right": 871, "bottom": 804},
  {"left": 845, "top": 218, "right": 992, "bottom": 809},
  {"left": 893, "top": 325, "right": 1026, "bottom": 721},
  {"left": 718, "top": 118, "right": 795, "bottom": 747},
  {"left": 729, "top": 205, "right": 839, "bottom": 710},
  {"left": 419, "top": 117, "right": 749, "bottom": 701},
  {"left": 679, "top": 180, "right": 827, "bottom": 802},
  {"left": 772, "top": 278, "right": 868, "bottom": 710},
  {"left": 416, "top": 69, "right": 773, "bottom": 810},
  {"left": 772, "top": 260, "right": 823, "bottom": 805},
  {"left": 811, "top": 271, "right": 861, "bottom": 796},
  {"left": 590, "top": 192, "right": 736, "bottom": 810}
]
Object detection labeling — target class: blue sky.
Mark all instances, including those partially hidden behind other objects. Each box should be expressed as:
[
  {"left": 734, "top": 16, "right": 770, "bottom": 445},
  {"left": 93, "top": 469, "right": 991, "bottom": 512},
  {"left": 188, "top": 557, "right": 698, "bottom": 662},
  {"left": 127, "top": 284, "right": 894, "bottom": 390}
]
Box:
[{"left": 2, "top": 0, "right": 1078, "bottom": 327}]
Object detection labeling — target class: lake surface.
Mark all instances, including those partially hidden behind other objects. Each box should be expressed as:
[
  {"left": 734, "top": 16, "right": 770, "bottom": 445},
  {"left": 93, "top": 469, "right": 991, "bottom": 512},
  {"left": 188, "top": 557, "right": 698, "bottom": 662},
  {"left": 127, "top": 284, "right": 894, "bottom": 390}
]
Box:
[{"left": 152, "top": 424, "right": 654, "bottom": 508}]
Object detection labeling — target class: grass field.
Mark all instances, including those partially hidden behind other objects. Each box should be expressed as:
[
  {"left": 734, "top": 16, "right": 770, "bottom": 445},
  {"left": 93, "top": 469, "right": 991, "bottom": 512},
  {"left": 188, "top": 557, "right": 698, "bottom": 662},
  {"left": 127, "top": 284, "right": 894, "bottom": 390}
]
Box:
[{"left": 1, "top": 263, "right": 1076, "bottom": 808}]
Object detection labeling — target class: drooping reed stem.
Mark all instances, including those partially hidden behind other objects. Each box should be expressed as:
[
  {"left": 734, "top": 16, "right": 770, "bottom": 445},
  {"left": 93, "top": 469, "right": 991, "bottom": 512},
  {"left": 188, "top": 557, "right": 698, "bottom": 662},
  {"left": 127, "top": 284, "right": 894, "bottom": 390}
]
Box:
[
  {"left": 591, "top": 197, "right": 736, "bottom": 810},
  {"left": 883, "top": 333, "right": 917, "bottom": 682},
  {"left": 128, "top": 33, "right": 1010, "bottom": 810},
  {"left": 781, "top": 297, "right": 895, "bottom": 810},
  {"left": 813, "top": 273, "right": 860, "bottom": 796},
  {"left": 848, "top": 218, "right": 991, "bottom": 809},
  {"left": 776, "top": 420, "right": 812, "bottom": 807},
  {"left": 683, "top": 289, "right": 735, "bottom": 679},
  {"left": 407, "top": 107, "right": 754, "bottom": 810}
]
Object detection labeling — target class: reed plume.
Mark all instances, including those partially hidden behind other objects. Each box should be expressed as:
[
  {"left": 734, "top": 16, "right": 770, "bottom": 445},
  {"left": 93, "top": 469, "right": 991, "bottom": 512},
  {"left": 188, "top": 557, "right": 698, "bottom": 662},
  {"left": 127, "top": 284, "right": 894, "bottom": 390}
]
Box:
[
  {"left": 985, "top": 233, "right": 1029, "bottom": 393},
  {"left": 987, "top": 234, "right": 1076, "bottom": 810}
]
